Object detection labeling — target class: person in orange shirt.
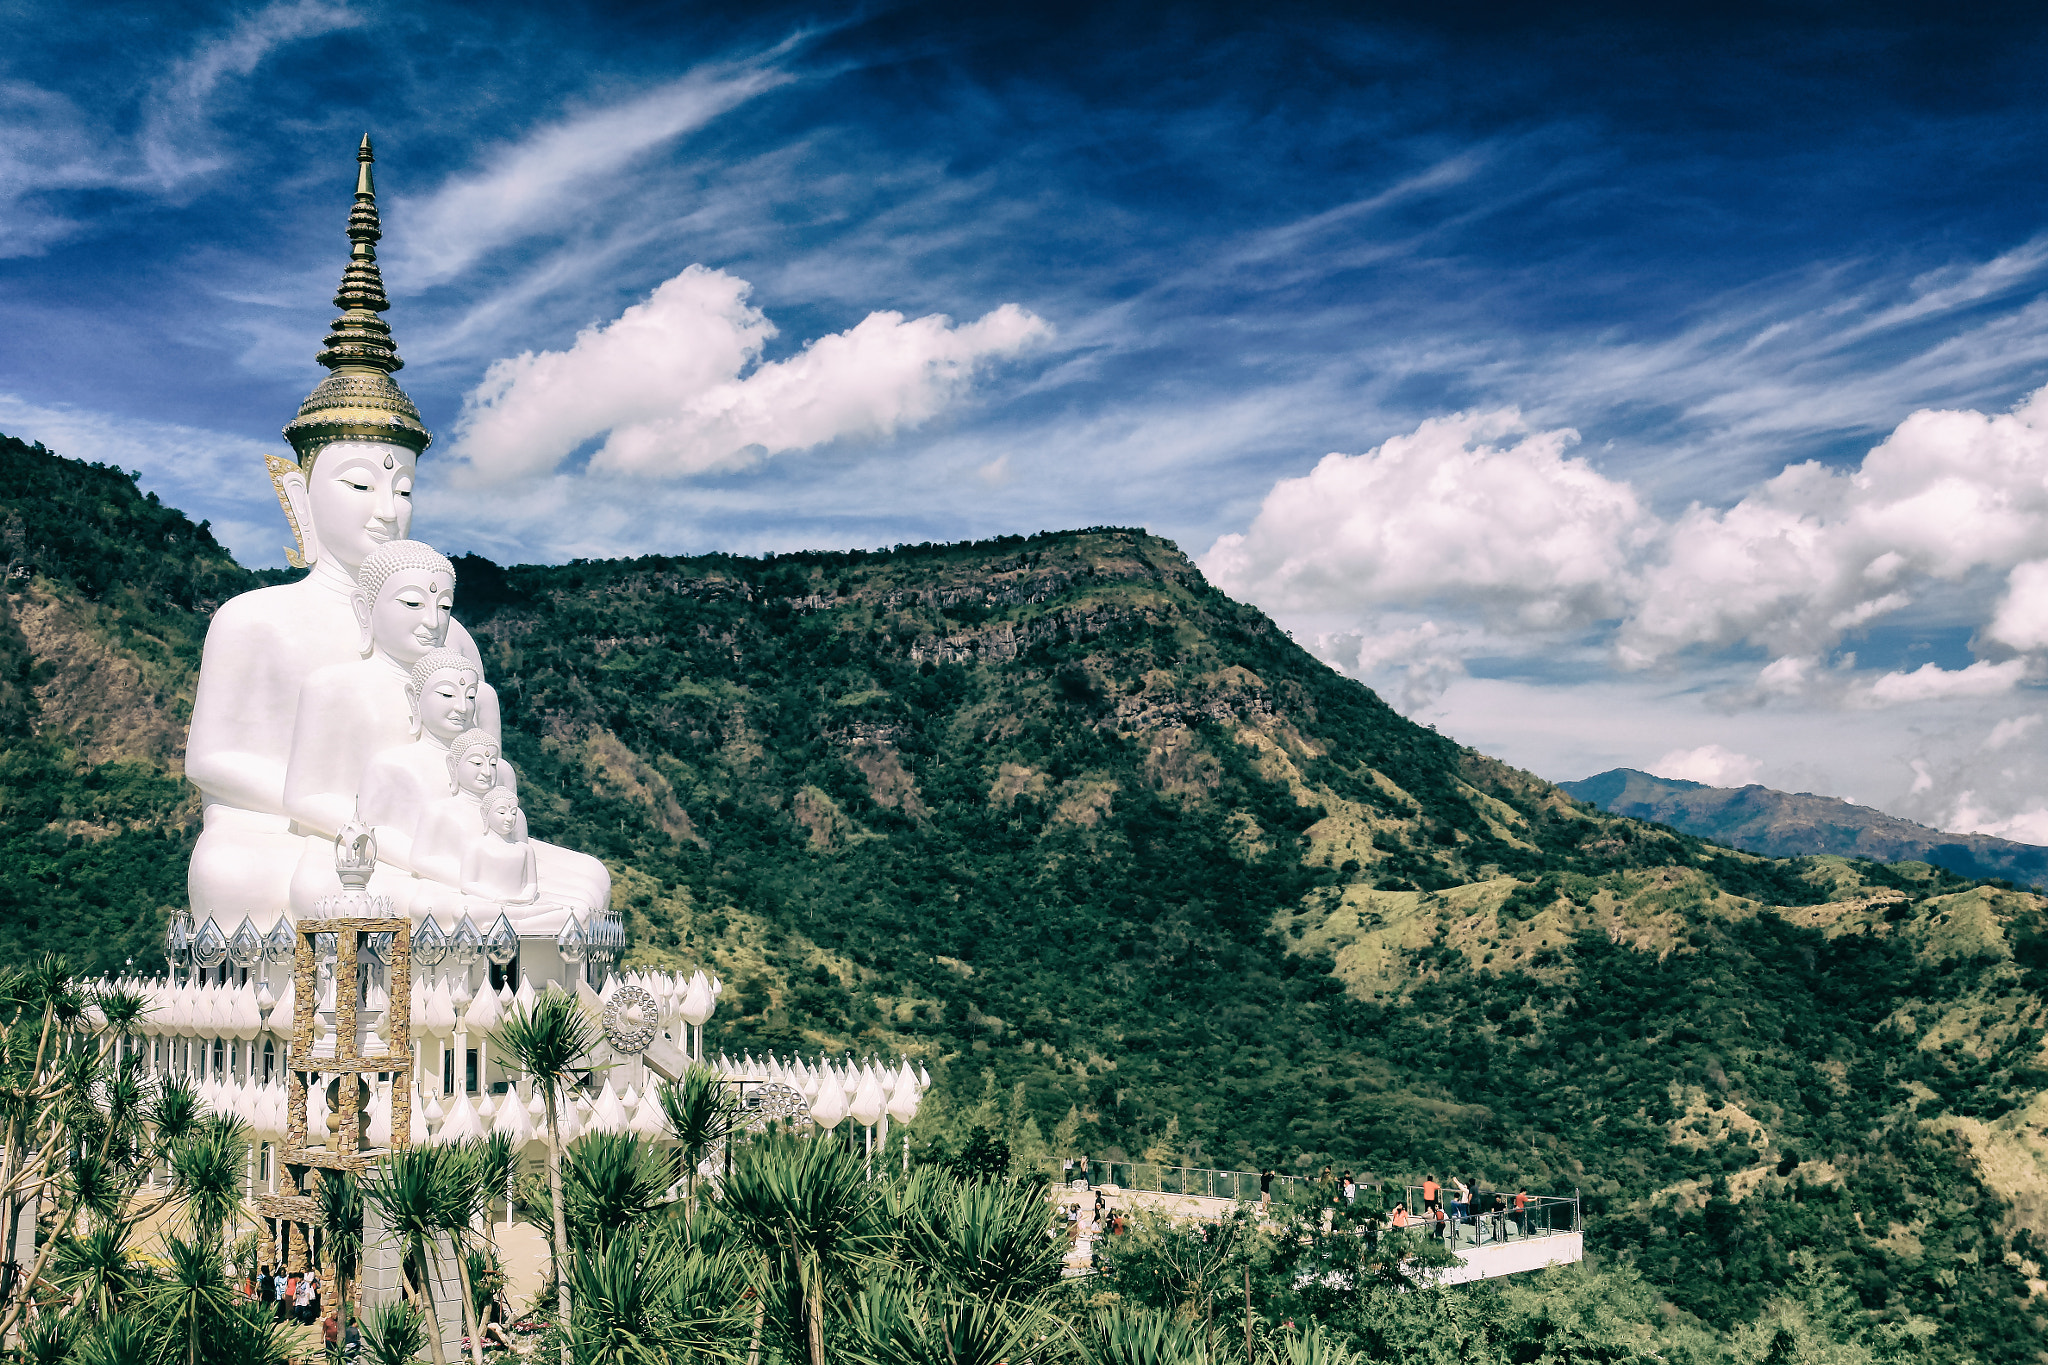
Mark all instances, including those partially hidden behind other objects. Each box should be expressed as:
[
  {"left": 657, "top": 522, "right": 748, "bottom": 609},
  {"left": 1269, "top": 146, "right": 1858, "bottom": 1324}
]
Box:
[
  {"left": 1421, "top": 1175, "right": 1440, "bottom": 1214},
  {"left": 1390, "top": 1203, "right": 1409, "bottom": 1228},
  {"left": 1513, "top": 1187, "right": 1529, "bottom": 1237}
]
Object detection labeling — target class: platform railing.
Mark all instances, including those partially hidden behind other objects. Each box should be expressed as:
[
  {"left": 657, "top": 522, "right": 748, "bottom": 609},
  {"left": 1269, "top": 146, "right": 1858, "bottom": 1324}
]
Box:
[{"left": 1052, "top": 1160, "right": 1580, "bottom": 1239}]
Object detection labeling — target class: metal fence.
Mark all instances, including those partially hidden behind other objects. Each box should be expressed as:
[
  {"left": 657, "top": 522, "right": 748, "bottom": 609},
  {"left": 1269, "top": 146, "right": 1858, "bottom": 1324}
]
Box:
[{"left": 1050, "top": 1160, "right": 1580, "bottom": 1240}]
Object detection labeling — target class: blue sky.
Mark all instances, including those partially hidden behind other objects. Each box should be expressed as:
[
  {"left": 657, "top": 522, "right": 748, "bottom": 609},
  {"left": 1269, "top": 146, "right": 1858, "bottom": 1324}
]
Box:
[{"left": 9, "top": 0, "right": 2048, "bottom": 837}]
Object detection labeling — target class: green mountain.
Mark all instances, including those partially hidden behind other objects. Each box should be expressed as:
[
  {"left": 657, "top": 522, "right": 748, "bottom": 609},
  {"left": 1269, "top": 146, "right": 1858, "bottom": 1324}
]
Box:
[
  {"left": 3, "top": 430, "right": 2046, "bottom": 1358},
  {"left": 1565, "top": 767, "right": 2048, "bottom": 889}
]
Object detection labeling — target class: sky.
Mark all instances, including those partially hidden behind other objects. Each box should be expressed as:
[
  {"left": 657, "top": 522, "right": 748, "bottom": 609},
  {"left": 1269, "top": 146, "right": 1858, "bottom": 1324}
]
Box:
[{"left": 7, "top": 0, "right": 2048, "bottom": 840}]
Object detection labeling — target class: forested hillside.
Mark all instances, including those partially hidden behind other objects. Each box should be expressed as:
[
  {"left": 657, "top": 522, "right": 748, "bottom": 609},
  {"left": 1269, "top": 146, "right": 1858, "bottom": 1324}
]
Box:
[{"left": 2, "top": 430, "right": 2046, "bottom": 1359}]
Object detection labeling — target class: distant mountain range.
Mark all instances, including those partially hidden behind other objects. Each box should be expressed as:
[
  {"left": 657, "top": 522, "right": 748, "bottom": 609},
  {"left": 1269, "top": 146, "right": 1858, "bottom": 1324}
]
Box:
[{"left": 1562, "top": 767, "right": 2048, "bottom": 888}]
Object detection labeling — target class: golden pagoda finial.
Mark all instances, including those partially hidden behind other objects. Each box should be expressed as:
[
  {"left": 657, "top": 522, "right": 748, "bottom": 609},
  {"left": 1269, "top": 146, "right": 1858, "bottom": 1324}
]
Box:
[{"left": 282, "top": 135, "right": 431, "bottom": 466}]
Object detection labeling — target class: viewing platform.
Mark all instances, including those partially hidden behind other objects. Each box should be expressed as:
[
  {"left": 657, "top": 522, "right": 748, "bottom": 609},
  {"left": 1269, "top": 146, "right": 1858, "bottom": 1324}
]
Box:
[{"left": 1051, "top": 1160, "right": 1584, "bottom": 1286}]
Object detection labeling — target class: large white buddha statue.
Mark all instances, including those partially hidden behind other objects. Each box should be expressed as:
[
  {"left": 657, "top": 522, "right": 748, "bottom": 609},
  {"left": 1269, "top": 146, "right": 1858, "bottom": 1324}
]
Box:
[{"left": 185, "top": 137, "right": 482, "bottom": 922}]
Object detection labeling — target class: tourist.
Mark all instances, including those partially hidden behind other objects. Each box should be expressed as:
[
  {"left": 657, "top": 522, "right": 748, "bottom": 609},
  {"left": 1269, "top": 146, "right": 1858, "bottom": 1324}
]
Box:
[
  {"left": 295, "top": 1271, "right": 316, "bottom": 1325},
  {"left": 1492, "top": 1191, "right": 1511, "bottom": 1243},
  {"left": 1451, "top": 1175, "right": 1470, "bottom": 1225},
  {"left": 1390, "top": 1202, "right": 1408, "bottom": 1228},
  {"left": 1078, "top": 1152, "right": 1091, "bottom": 1188},
  {"left": 277, "top": 1272, "right": 297, "bottom": 1323},
  {"left": 1093, "top": 1190, "right": 1107, "bottom": 1226},
  {"left": 1433, "top": 1205, "right": 1450, "bottom": 1243},
  {"left": 1342, "top": 1172, "right": 1357, "bottom": 1205},
  {"left": 1421, "top": 1174, "right": 1440, "bottom": 1214},
  {"left": 257, "top": 1264, "right": 274, "bottom": 1309},
  {"left": 1514, "top": 1187, "right": 1529, "bottom": 1236},
  {"left": 1259, "top": 1167, "right": 1275, "bottom": 1213},
  {"left": 323, "top": 1309, "right": 340, "bottom": 1352}
]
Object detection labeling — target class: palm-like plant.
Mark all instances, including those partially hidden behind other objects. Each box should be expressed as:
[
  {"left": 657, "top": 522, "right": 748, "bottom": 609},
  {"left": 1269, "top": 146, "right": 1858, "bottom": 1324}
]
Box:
[
  {"left": 559, "top": 1131, "right": 675, "bottom": 1248},
  {"left": 438, "top": 1136, "right": 511, "bottom": 1365},
  {"left": 722, "top": 1132, "right": 888, "bottom": 1365},
  {"left": 358, "top": 1299, "right": 430, "bottom": 1365},
  {"left": 657, "top": 1063, "right": 740, "bottom": 1201},
  {"left": 72, "top": 1313, "right": 152, "bottom": 1365},
  {"left": 168, "top": 1113, "right": 250, "bottom": 1248},
  {"left": 490, "top": 986, "right": 596, "bottom": 1364},
  {"left": 143, "top": 1234, "right": 241, "bottom": 1365},
  {"left": 52, "top": 1223, "right": 141, "bottom": 1320},
  {"left": 894, "top": 1172, "right": 1069, "bottom": 1304},
  {"left": 364, "top": 1145, "right": 462, "bottom": 1365},
  {"left": 843, "top": 1273, "right": 1054, "bottom": 1365},
  {"left": 313, "top": 1168, "right": 363, "bottom": 1360},
  {"left": 1078, "top": 1305, "right": 1213, "bottom": 1365}
]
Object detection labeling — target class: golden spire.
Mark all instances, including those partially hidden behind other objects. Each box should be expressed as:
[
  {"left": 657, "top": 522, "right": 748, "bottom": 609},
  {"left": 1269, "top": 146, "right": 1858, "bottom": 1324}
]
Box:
[{"left": 283, "top": 134, "right": 432, "bottom": 465}]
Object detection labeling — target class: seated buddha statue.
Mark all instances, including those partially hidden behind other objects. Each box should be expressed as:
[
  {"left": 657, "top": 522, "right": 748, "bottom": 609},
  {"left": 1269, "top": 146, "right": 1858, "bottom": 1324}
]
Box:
[{"left": 409, "top": 730, "right": 590, "bottom": 934}]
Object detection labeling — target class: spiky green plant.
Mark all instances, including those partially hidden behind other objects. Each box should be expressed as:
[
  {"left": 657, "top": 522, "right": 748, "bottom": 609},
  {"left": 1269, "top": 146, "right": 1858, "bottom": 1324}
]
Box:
[
  {"left": 142, "top": 1234, "right": 241, "bottom": 1365},
  {"left": 364, "top": 1145, "right": 463, "bottom": 1365},
  {"left": 52, "top": 1222, "right": 142, "bottom": 1320},
  {"left": 168, "top": 1112, "right": 249, "bottom": 1248},
  {"left": 16, "top": 1312, "right": 77, "bottom": 1365},
  {"left": 1078, "top": 1305, "right": 1213, "bottom": 1365},
  {"left": 721, "top": 1132, "right": 888, "bottom": 1365},
  {"left": 359, "top": 1299, "right": 430, "bottom": 1365},
  {"left": 894, "top": 1171, "right": 1068, "bottom": 1304},
  {"left": 843, "top": 1274, "right": 1055, "bottom": 1365},
  {"left": 656, "top": 1063, "right": 740, "bottom": 1202},
  {"left": 314, "top": 1168, "right": 363, "bottom": 1360},
  {"left": 72, "top": 1313, "right": 152, "bottom": 1365},
  {"left": 490, "top": 987, "right": 597, "bottom": 1365}
]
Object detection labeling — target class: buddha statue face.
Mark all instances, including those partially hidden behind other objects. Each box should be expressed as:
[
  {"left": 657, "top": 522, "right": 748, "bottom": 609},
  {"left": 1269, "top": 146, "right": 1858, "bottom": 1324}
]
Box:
[
  {"left": 447, "top": 733, "right": 501, "bottom": 798},
  {"left": 306, "top": 441, "right": 416, "bottom": 575},
  {"left": 481, "top": 789, "right": 522, "bottom": 839},
  {"left": 354, "top": 562, "right": 453, "bottom": 667},
  {"left": 408, "top": 663, "right": 479, "bottom": 744}
]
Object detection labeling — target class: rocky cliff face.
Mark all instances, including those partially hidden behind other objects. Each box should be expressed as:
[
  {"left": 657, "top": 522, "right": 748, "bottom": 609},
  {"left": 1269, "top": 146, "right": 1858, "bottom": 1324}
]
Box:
[{"left": 1565, "top": 768, "right": 2048, "bottom": 888}]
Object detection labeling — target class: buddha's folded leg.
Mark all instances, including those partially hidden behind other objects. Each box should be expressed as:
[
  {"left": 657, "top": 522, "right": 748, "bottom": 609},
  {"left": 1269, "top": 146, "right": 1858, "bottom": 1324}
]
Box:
[
  {"left": 287, "top": 835, "right": 419, "bottom": 918},
  {"left": 532, "top": 842, "right": 610, "bottom": 913},
  {"left": 189, "top": 820, "right": 302, "bottom": 923}
]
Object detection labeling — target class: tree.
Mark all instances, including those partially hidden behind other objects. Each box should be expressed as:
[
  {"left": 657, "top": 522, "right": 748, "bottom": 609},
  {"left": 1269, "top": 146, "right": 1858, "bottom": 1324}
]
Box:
[
  {"left": 657, "top": 1063, "right": 741, "bottom": 1202},
  {"left": 491, "top": 986, "right": 598, "bottom": 1365},
  {"left": 363, "top": 1145, "right": 461, "bottom": 1365},
  {"left": 312, "top": 1169, "right": 363, "bottom": 1363},
  {"left": 722, "top": 1132, "right": 887, "bottom": 1365}
]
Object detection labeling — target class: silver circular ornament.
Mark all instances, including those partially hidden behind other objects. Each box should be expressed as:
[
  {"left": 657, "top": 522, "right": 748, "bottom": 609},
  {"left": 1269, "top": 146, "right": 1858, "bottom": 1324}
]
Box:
[{"left": 601, "top": 984, "right": 659, "bottom": 1054}]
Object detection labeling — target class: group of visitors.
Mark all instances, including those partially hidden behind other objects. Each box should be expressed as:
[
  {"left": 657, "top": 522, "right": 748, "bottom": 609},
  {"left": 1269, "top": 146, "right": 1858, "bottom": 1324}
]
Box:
[
  {"left": 1065, "top": 1189, "right": 1131, "bottom": 1242},
  {"left": 1397, "top": 1174, "right": 1532, "bottom": 1242},
  {"left": 248, "top": 1265, "right": 321, "bottom": 1325}
]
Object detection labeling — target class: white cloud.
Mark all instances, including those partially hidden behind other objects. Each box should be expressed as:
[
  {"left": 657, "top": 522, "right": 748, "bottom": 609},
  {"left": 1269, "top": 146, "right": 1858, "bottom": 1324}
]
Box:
[
  {"left": 1617, "top": 391, "right": 2048, "bottom": 665},
  {"left": 1985, "top": 715, "right": 2042, "bottom": 750},
  {"left": 1947, "top": 795, "right": 2048, "bottom": 844},
  {"left": 391, "top": 62, "right": 794, "bottom": 290},
  {"left": 1652, "top": 743, "right": 1764, "bottom": 787},
  {"left": 1988, "top": 559, "right": 2048, "bottom": 652},
  {"left": 1201, "top": 409, "right": 1651, "bottom": 629},
  {"left": 444, "top": 265, "right": 1051, "bottom": 481},
  {"left": 1859, "top": 660, "right": 2028, "bottom": 706}
]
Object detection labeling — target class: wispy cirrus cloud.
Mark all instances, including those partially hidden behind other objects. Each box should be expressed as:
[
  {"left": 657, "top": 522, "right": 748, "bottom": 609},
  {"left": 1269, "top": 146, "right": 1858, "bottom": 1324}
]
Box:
[
  {"left": 0, "top": 0, "right": 362, "bottom": 256},
  {"left": 389, "top": 55, "right": 799, "bottom": 292}
]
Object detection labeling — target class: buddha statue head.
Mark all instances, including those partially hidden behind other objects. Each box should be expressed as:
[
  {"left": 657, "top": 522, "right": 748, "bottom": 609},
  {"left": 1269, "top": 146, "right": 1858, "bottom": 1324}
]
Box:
[
  {"left": 273, "top": 139, "right": 432, "bottom": 576},
  {"left": 354, "top": 540, "right": 456, "bottom": 667},
  {"left": 446, "top": 728, "right": 502, "bottom": 799},
  {"left": 406, "top": 647, "right": 481, "bottom": 743},
  {"left": 480, "top": 787, "right": 522, "bottom": 841}
]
